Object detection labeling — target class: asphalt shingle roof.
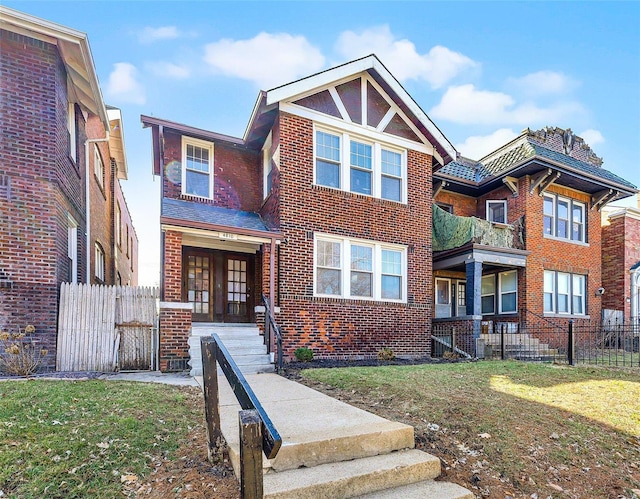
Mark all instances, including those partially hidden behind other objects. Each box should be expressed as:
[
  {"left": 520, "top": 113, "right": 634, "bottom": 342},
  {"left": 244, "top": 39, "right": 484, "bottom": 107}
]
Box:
[{"left": 162, "top": 198, "right": 271, "bottom": 233}]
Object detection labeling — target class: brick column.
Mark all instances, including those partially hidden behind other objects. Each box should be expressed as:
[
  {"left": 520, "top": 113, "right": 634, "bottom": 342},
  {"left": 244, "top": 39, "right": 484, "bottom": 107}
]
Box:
[{"left": 159, "top": 302, "right": 192, "bottom": 372}]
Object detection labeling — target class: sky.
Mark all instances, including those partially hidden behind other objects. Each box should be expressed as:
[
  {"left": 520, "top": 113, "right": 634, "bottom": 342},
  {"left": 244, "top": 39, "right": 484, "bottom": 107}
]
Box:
[{"left": 5, "top": 1, "right": 640, "bottom": 286}]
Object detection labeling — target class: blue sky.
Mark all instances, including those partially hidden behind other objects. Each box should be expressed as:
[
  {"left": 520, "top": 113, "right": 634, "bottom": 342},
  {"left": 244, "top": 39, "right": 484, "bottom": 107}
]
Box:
[{"left": 6, "top": 1, "right": 640, "bottom": 285}]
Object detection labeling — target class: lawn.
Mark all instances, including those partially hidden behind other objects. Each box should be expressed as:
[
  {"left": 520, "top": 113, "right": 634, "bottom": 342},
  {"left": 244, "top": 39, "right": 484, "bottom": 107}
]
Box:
[
  {"left": 0, "top": 380, "right": 214, "bottom": 498},
  {"left": 301, "top": 361, "right": 640, "bottom": 498}
]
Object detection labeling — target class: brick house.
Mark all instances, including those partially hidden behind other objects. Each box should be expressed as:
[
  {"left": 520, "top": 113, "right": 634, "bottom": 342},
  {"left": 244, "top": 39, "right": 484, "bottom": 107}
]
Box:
[
  {"left": 0, "top": 7, "right": 139, "bottom": 368},
  {"left": 432, "top": 127, "right": 637, "bottom": 348},
  {"left": 142, "top": 55, "right": 457, "bottom": 370},
  {"left": 601, "top": 201, "right": 640, "bottom": 323}
]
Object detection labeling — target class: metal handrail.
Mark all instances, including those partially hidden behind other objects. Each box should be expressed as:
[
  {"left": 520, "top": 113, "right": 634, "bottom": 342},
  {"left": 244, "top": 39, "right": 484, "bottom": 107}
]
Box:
[
  {"left": 262, "top": 294, "right": 283, "bottom": 373},
  {"left": 201, "top": 335, "right": 282, "bottom": 459}
]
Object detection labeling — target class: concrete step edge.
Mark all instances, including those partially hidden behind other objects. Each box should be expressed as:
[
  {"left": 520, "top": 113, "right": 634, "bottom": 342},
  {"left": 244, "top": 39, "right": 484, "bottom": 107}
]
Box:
[
  {"left": 263, "top": 449, "right": 441, "bottom": 499},
  {"left": 354, "top": 479, "right": 474, "bottom": 499}
]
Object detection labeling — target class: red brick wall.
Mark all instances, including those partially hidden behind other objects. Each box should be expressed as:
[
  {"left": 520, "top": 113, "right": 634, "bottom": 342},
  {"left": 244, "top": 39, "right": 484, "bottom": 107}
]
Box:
[
  {"left": 158, "top": 307, "right": 192, "bottom": 371},
  {"left": 161, "top": 130, "right": 261, "bottom": 211},
  {"left": 434, "top": 191, "right": 477, "bottom": 217},
  {"left": 259, "top": 118, "right": 281, "bottom": 229},
  {"left": 0, "top": 30, "right": 92, "bottom": 368},
  {"left": 162, "top": 230, "right": 183, "bottom": 302},
  {"left": 114, "top": 178, "right": 139, "bottom": 286},
  {"left": 274, "top": 112, "right": 434, "bottom": 360},
  {"left": 602, "top": 212, "right": 640, "bottom": 318}
]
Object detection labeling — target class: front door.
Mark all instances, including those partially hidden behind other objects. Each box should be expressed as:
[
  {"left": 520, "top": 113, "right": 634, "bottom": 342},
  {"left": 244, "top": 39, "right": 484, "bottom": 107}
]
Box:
[
  {"left": 224, "top": 255, "right": 253, "bottom": 323},
  {"left": 184, "top": 249, "right": 213, "bottom": 322}
]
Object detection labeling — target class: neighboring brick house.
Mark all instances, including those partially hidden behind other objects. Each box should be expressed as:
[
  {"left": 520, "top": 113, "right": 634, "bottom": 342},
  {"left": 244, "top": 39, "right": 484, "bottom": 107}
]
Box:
[
  {"left": 142, "top": 55, "right": 457, "bottom": 370},
  {"left": 0, "top": 7, "right": 138, "bottom": 368},
  {"left": 432, "top": 127, "right": 637, "bottom": 345},
  {"left": 601, "top": 202, "right": 640, "bottom": 323}
]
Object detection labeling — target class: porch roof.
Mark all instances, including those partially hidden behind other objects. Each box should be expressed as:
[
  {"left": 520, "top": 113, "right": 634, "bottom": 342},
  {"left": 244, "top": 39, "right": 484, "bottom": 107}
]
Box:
[{"left": 161, "top": 198, "right": 274, "bottom": 236}]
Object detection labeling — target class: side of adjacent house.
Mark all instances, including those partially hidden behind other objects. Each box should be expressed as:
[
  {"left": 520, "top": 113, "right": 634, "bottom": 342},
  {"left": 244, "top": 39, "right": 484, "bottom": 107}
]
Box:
[
  {"left": 431, "top": 127, "right": 637, "bottom": 347},
  {"left": 0, "top": 7, "right": 138, "bottom": 368},
  {"left": 143, "top": 55, "right": 457, "bottom": 371}
]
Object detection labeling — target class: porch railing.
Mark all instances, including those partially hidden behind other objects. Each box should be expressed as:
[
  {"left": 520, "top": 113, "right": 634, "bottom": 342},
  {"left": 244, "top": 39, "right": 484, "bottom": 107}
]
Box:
[
  {"left": 201, "top": 334, "right": 282, "bottom": 497},
  {"left": 262, "top": 294, "right": 283, "bottom": 373}
]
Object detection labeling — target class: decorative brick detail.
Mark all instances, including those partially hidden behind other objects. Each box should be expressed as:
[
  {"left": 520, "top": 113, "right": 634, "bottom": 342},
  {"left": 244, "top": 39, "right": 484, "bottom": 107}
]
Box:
[{"left": 159, "top": 307, "right": 192, "bottom": 372}]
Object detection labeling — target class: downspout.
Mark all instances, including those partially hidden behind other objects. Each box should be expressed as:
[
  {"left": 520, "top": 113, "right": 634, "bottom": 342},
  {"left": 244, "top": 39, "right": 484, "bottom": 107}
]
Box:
[
  {"left": 85, "top": 133, "right": 110, "bottom": 284},
  {"left": 631, "top": 268, "right": 640, "bottom": 322},
  {"left": 270, "top": 237, "right": 276, "bottom": 352}
]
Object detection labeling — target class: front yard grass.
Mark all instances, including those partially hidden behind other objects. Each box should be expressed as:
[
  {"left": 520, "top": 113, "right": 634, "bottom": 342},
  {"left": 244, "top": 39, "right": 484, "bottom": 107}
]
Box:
[
  {"left": 0, "top": 380, "right": 203, "bottom": 498},
  {"left": 301, "top": 361, "right": 640, "bottom": 498}
]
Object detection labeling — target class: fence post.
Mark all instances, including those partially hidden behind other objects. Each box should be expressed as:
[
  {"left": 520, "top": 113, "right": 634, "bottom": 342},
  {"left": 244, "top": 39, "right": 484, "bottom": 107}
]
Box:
[
  {"left": 568, "top": 320, "right": 574, "bottom": 366},
  {"left": 240, "top": 409, "right": 263, "bottom": 499},
  {"left": 500, "top": 324, "right": 506, "bottom": 360},
  {"left": 201, "top": 337, "right": 224, "bottom": 463},
  {"left": 451, "top": 327, "right": 457, "bottom": 356}
]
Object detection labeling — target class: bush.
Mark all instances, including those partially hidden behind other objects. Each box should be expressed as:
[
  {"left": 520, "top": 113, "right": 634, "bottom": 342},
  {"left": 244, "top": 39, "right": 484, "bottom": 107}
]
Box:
[
  {"left": 294, "top": 347, "right": 314, "bottom": 362},
  {"left": 377, "top": 348, "right": 396, "bottom": 361},
  {"left": 0, "top": 325, "right": 47, "bottom": 376}
]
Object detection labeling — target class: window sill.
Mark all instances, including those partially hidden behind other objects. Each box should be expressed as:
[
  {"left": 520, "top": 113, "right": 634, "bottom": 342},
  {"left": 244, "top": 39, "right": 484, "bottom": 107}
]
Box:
[
  {"left": 311, "top": 184, "right": 407, "bottom": 206},
  {"left": 543, "top": 313, "right": 590, "bottom": 319},
  {"left": 312, "top": 294, "right": 407, "bottom": 305},
  {"left": 543, "top": 234, "right": 589, "bottom": 247}
]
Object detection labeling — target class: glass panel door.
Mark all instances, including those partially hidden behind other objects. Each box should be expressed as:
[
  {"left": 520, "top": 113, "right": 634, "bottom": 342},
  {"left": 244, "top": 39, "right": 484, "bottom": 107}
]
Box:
[
  {"left": 184, "top": 250, "right": 212, "bottom": 322},
  {"left": 225, "top": 256, "right": 252, "bottom": 322}
]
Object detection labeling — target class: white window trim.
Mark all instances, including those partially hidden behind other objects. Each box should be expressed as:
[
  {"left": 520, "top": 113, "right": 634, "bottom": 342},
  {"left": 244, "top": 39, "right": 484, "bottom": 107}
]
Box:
[
  {"left": 481, "top": 275, "right": 495, "bottom": 315},
  {"left": 543, "top": 270, "right": 587, "bottom": 316},
  {"left": 181, "top": 136, "right": 214, "bottom": 200},
  {"left": 543, "top": 194, "right": 588, "bottom": 244},
  {"left": 94, "top": 145, "right": 104, "bottom": 189},
  {"left": 68, "top": 101, "right": 76, "bottom": 162},
  {"left": 313, "top": 233, "right": 407, "bottom": 303},
  {"left": 435, "top": 278, "right": 451, "bottom": 306},
  {"left": 498, "top": 270, "right": 518, "bottom": 314},
  {"left": 313, "top": 124, "right": 408, "bottom": 204},
  {"left": 486, "top": 200, "right": 507, "bottom": 224},
  {"left": 95, "top": 243, "right": 105, "bottom": 282},
  {"left": 262, "top": 131, "right": 273, "bottom": 200}
]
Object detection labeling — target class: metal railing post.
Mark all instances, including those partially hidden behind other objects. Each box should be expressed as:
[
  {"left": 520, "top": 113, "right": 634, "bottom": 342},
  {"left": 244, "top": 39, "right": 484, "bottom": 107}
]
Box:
[
  {"left": 500, "top": 324, "right": 506, "bottom": 360},
  {"left": 201, "top": 337, "right": 223, "bottom": 463},
  {"left": 239, "top": 409, "right": 263, "bottom": 499},
  {"left": 568, "top": 320, "right": 574, "bottom": 366}
]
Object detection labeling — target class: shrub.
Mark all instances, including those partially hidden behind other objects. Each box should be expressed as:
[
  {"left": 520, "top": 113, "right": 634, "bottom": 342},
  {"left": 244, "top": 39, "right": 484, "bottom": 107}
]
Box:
[
  {"left": 0, "top": 325, "right": 47, "bottom": 376},
  {"left": 294, "top": 347, "right": 314, "bottom": 362},
  {"left": 377, "top": 348, "right": 396, "bottom": 361}
]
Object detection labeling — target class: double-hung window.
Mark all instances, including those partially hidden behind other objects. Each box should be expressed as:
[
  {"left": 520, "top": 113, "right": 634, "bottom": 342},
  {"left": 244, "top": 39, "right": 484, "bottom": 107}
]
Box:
[
  {"left": 314, "top": 128, "right": 406, "bottom": 202},
  {"left": 182, "top": 137, "right": 214, "bottom": 199},
  {"left": 94, "top": 145, "right": 104, "bottom": 189},
  {"left": 487, "top": 200, "right": 507, "bottom": 224},
  {"left": 315, "top": 235, "right": 405, "bottom": 301},
  {"left": 544, "top": 270, "right": 586, "bottom": 315},
  {"left": 543, "top": 194, "right": 586, "bottom": 243},
  {"left": 482, "top": 270, "right": 518, "bottom": 315},
  {"left": 95, "top": 243, "right": 105, "bottom": 282}
]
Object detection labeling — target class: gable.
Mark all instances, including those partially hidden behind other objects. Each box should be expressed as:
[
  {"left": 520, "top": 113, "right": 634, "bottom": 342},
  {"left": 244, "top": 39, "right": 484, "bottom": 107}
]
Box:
[{"left": 289, "top": 74, "right": 423, "bottom": 146}]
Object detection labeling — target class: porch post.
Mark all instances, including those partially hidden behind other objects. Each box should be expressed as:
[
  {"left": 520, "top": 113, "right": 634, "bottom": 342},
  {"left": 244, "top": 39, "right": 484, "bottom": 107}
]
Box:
[{"left": 465, "top": 260, "right": 483, "bottom": 317}]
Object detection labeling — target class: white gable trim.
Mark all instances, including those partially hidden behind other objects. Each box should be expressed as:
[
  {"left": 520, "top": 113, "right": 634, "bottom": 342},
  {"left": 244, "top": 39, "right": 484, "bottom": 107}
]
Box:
[{"left": 265, "top": 55, "right": 456, "bottom": 162}]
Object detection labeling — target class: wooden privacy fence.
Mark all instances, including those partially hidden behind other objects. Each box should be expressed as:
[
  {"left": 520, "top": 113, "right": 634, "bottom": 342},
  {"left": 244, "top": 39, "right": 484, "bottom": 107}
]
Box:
[{"left": 57, "top": 283, "right": 159, "bottom": 372}]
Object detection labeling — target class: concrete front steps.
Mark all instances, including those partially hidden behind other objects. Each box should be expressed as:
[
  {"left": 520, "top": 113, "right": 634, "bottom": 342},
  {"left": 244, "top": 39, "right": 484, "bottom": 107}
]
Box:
[
  {"left": 212, "top": 372, "right": 473, "bottom": 499},
  {"left": 480, "top": 332, "right": 563, "bottom": 360},
  {"left": 188, "top": 323, "right": 273, "bottom": 376}
]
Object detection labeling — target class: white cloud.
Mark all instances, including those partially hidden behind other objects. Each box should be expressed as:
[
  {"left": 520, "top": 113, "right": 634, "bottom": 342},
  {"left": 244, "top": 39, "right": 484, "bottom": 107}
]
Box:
[
  {"left": 203, "top": 32, "right": 325, "bottom": 89},
  {"left": 456, "top": 128, "right": 519, "bottom": 160},
  {"left": 146, "top": 61, "right": 191, "bottom": 80},
  {"left": 334, "top": 25, "right": 477, "bottom": 88},
  {"left": 138, "top": 26, "right": 181, "bottom": 44},
  {"left": 105, "top": 63, "right": 146, "bottom": 105},
  {"left": 579, "top": 129, "right": 605, "bottom": 147},
  {"left": 508, "top": 70, "right": 578, "bottom": 96},
  {"left": 430, "top": 84, "right": 585, "bottom": 126}
]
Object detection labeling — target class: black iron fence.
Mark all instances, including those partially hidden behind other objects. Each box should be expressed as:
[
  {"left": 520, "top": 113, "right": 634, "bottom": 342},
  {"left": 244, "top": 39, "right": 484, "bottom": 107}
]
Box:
[{"left": 432, "top": 319, "right": 640, "bottom": 368}]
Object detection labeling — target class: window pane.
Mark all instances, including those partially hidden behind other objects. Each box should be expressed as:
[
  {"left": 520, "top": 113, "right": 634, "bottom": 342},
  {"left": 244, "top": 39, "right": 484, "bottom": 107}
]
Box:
[
  {"left": 544, "top": 271, "right": 554, "bottom": 293},
  {"left": 381, "top": 149, "right": 401, "bottom": 177},
  {"left": 572, "top": 204, "right": 584, "bottom": 241},
  {"left": 544, "top": 292, "right": 554, "bottom": 312},
  {"left": 186, "top": 170, "right": 210, "bottom": 197},
  {"left": 543, "top": 196, "right": 554, "bottom": 216},
  {"left": 436, "top": 280, "right": 450, "bottom": 305},
  {"left": 572, "top": 275, "right": 585, "bottom": 314},
  {"left": 488, "top": 202, "right": 505, "bottom": 223},
  {"left": 186, "top": 144, "right": 209, "bottom": 173},
  {"left": 350, "top": 141, "right": 372, "bottom": 170},
  {"left": 317, "top": 268, "right": 341, "bottom": 295},
  {"left": 458, "top": 283, "right": 466, "bottom": 307},
  {"left": 350, "top": 168, "right": 372, "bottom": 195},
  {"left": 381, "top": 250, "right": 401, "bottom": 275},
  {"left": 351, "top": 271, "right": 372, "bottom": 297},
  {"left": 500, "top": 271, "right": 517, "bottom": 293},
  {"left": 317, "top": 240, "right": 340, "bottom": 268},
  {"left": 351, "top": 245, "right": 372, "bottom": 271},
  {"left": 501, "top": 292, "right": 516, "bottom": 313},
  {"left": 316, "top": 159, "right": 340, "bottom": 188},
  {"left": 557, "top": 200, "right": 569, "bottom": 238},
  {"left": 558, "top": 294, "right": 569, "bottom": 313},
  {"left": 557, "top": 273, "right": 569, "bottom": 294},
  {"left": 544, "top": 215, "right": 553, "bottom": 235},
  {"left": 381, "top": 275, "right": 400, "bottom": 299},
  {"left": 381, "top": 176, "right": 401, "bottom": 201},
  {"left": 482, "top": 295, "right": 495, "bottom": 314},
  {"left": 481, "top": 275, "right": 495, "bottom": 295},
  {"left": 317, "top": 131, "right": 340, "bottom": 161}
]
